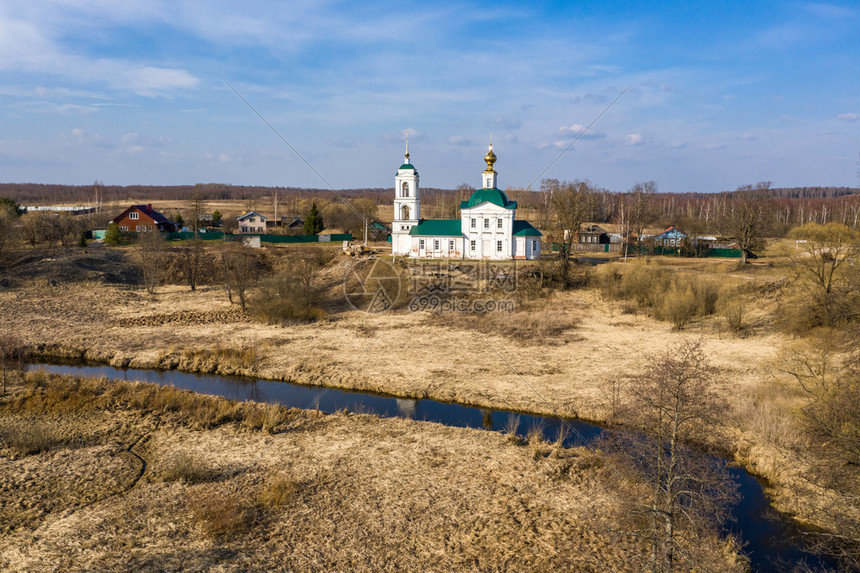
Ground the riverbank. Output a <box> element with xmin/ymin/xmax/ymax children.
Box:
<box><xmin>0</xmin><ymin>250</ymin><xmax>850</xmax><ymax>562</ymax></box>
<box><xmin>0</xmin><ymin>371</ymin><xmax>745</xmax><ymax>571</ymax></box>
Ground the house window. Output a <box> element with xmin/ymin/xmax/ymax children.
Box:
<box><xmin>119</xmin><ymin>226</ymin><xmax>127</xmax><ymax>231</ymax></box>
<box><xmin>496</xmin><ymin>240</ymin><xmax>502</xmax><ymax>252</ymax></box>
<box><xmin>471</xmin><ymin>218</ymin><xmax>476</xmax><ymax>228</ymax></box>
<box><xmin>532</xmin><ymin>240</ymin><xmax>538</xmax><ymax>251</ymax></box>
<box><xmin>497</xmin><ymin>219</ymin><xmax>502</xmax><ymax>229</ymax></box>
<box><xmin>470</xmin><ymin>240</ymin><xmax>476</xmax><ymax>251</ymax></box>
<box><xmin>448</xmin><ymin>240</ymin><xmax>454</xmax><ymax>251</ymax></box>
<box><xmin>419</xmin><ymin>239</ymin><xmax>425</xmax><ymax>249</ymax></box>
<box><xmin>484</xmin><ymin>219</ymin><xmax>489</xmax><ymax>229</ymax></box>
<box><xmin>433</xmin><ymin>239</ymin><xmax>440</xmax><ymax>250</ymax></box>
<box><xmin>129</xmin><ymin>212</ymin><xmax>139</xmax><ymax>220</ymax></box>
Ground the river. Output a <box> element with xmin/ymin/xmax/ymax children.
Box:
<box><xmin>32</xmin><ymin>362</ymin><xmax>833</xmax><ymax>572</ymax></box>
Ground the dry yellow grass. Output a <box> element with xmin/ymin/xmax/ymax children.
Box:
<box><xmin>0</xmin><ymin>372</ymin><xmax>746</xmax><ymax>572</ymax></box>
<box><xmin>0</xmin><ymin>247</ymin><xmax>849</xmax><ymax>547</ymax></box>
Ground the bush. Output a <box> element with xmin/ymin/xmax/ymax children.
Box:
<box><xmin>597</xmin><ymin>262</ymin><xmax>720</xmax><ymax>329</ymax></box>
<box><xmin>718</xmin><ymin>289</ymin><xmax>747</xmax><ymax>334</ymax></box>
<box><xmin>248</xmin><ymin>258</ymin><xmax>326</xmax><ymax>325</ymax></box>
<box><xmin>104</xmin><ymin>223</ymin><xmax>122</xmax><ymax>246</ymax></box>
<box><xmin>189</xmin><ymin>489</ymin><xmax>254</xmax><ymax>538</ymax></box>
<box><xmin>160</xmin><ymin>451</ymin><xmax>216</xmax><ymax>484</ymax></box>
<box><xmin>1</xmin><ymin>421</ymin><xmax>58</xmax><ymax>456</ymax></box>
<box><xmin>255</xmin><ymin>472</ymin><xmax>299</xmax><ymax>508</ymax></box>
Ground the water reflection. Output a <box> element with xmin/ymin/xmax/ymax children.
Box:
<box><xmin>395</xmin><ymin>399</ymin><xmax>417</xmax><ymax>419</ymax></box>
<box><xmin>480</xmin><ymin>409</ymin><xmax>493</xmax><ymax>430</ymax></box>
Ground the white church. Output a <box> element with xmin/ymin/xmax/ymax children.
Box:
<box><xmin>390</xmin><ymin>143</ymin><xmax>542</xmax><ymax>260</ymax></box>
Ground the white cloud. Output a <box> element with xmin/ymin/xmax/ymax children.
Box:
<box><xmin>838</xmin><ymin>113</ymin><xmax>859</xmax><ymax>122</ymax></box>
<box><xmin>558</xmin><ymin>123</ymin><xmax>605</xmax><ymax>140</ymax></box>
<box><xmin>448</xmin><ymin>135</ymin><xmax>471</xmax><ymax>145</ymax></box>
<box><xmin>625</xmin><ymin>133</ymin><xmax>643</xmax><ymax>146</ymax></box>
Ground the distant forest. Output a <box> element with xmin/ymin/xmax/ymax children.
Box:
<box><xmin>1</xmin><ymin>182</ymin><xmax>858</xmax><ymax>232</ymax></box>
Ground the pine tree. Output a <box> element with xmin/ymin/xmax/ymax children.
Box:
<box><xmin>303</xmin><ymin>201</ymin><xmax>324</xmax><ymax>235</ymax></box>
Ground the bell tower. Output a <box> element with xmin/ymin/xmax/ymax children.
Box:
<box><xmin>482</xmin><ymin>142</ymin><xmax>498</xmax><ymax>189</ymax></box>
<box><xmin>392</xmin><ymin>135</ymin><xmax>420</xmax><ymax>255</ymax></box>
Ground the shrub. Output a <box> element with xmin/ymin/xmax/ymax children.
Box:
<box><xmin>1</xmin><ymin>421</ymin><xmax>58</xmax><ymax>456</ymax></box>
<box><xmin>104</xmin><ymin>223</ymin><xmax>122</xmax><ymax>246</ymax></box>
<box><xmin>160</xmin><ymin>451</ymin><xmax>217</xmax><ymax>484</ymax></box>
<box><xmin>718</xmin><ymin>289</ymin><xmax>747</xmax><ymax>334</ymax></box>
<box><xmin>657</xmin><ymin>283</ymin><xmax>698</xmax><ymax>330</ymax></box>
<box><xmin>248</xmin><ymin>259</ymin><xmax>326</xmax><ymax>325</ymax></box>
<box><xmin>255</xmin><ymin>472</ymin><xmax>299</xmax><ymax>508</ymax></box>
<box><xmin>188</xmin><ymin>489</ymin><xmax>254</xmax><ymax>538</ymax></box>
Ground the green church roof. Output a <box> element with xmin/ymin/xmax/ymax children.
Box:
<box><xmin>399</xmin><ymin>163</ymin><xmax>416</xmax><ymax>170</ymax></box>
<box><xmin>460</xmin><ymin>188</ymin><xmax>517</xmax><ymax>210</ymax></box>
<box><xmin>512</xmin><ymin>220</ymin><xmax>542</xmax><ymax>236</ymax></box>
<box><xmin>408</xmin><ymin>219</ymin><xmax>463</xmax><ymax>237</ymax></box>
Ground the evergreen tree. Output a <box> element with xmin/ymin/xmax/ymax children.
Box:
<box><xmin>104</xmin><ymin>223</ymin><xmax>121</xmax><ymax>246</ymax></box>
<box><xmin>303</xmin><ymin>201</ymin><xmax>324</xmax><ymax>235</ymax></box>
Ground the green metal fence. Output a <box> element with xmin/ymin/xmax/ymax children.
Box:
<box><xmin>164</xmin><ymin>231</ymin><xmax>353</xmax><ymax>244</ymax></box>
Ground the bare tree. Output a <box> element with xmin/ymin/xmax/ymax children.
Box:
<box><xmin>220</xmin><ymin>245</ymin><xmax>260</xmax><ymax>311</ymax></box>
<box><xmin>629</xmin><ymin>181</ymin><xmax>657</xmax><ymax>254</ymax></box>
<box><xmin>0</xmin><ymin>332</ymin><xmax>28</xmax><ymax>394</ymax></box>
<box><xmin>606</xmin><ymin>341</ymin><xmax>739</xmax><ymax>572</ymax></box>
<box><xmin>550</xmin><ymin>179</ymin><xmax>595</xmax><ymax>286</ymax></box>
<box><xmin>776</xmin><ymin>335</ymin><xmax>860</xmax><ymax>568</ymax></box>
<box><xmin>139</xmin><ymin>231</ymin><xmax>165</xmax><ymax>295</ymax></box>
<box><xmin>0</xmin><ymin>213</ymin><xmax>14</xmax><ymax>258</ymax></box>
<box><xmin>719</xmin><ymin>182</ymin><xmax>771</xmax><ymax>264</ymax></box>
<box><xmin>183</xmin><ymin>191</ymin><xmax>205</xmax><ymax>291</ymax></box>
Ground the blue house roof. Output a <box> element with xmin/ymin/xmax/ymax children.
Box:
<box><xmin>653</xmin><ymin>226</ymin><xmax>687</xmax><ymax>240</ymax></box>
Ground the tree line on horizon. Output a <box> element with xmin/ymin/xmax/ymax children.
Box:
<box><xmin>0</xmin><ymin>181</ymin><xmax>858</xmax><ymax>235</ymax></box>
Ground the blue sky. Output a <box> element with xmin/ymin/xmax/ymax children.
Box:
<box><xmin>1</xmin><ymin>0</ymin><xmax>858</xmax><ymax>193</ymax></box>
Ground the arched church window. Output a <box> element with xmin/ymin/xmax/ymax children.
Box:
<box><xmin>401</xmin><ymin>205</ymin><xmax>410</xmax><ymax>220</ymax></box>
<box><xmin>401</xmin><ymin>182</ymin><xmax>409</xmax><ymax>197</ymax></box>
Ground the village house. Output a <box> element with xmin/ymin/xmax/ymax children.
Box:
<box><xmin>109</xmin><ymin>204</ymin><xmax>176</xmax><ymax>233</ymax></box>
<box><xmin>237</xmin><ymin>211</ymin><xmax>268</xmax><ymax>234</ymax></box>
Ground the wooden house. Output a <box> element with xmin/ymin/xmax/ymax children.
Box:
<box><xmin>110</xmin><ymin>204</ymin><xmax>176</xmax><ymax>233</ymax></box>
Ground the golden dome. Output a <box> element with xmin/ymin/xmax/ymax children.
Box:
<box><xmin>484</xmin><ymin>143</ymin><xmax>496</xmax><ymax>171</ymax></box>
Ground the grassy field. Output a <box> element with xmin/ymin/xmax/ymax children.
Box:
<box><xmin>0</xmin><ymin>239</ymin><xmax>855</xmax><ymax>567</ymax></box>
<box><xmin>0</xmin><ymin>371</ymin><xmax>746</xmax><ymax>572</ymax></box>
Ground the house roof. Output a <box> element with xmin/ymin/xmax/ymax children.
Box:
<box><xmin>654</xmin><ymin>226</ymin><xmax>687</xmax><ymax>239</ymax></box>
<box><xmin>408</xmin><ymin>219</ymin><xmax>463</xmax><ymax>237</ymax></box>
<box><xmin>512</xmin><ymin>220</ymin><xmax>542</xmax><ymax>236</ymax></box>
<box><xmin>460</xmin><ymin>188</ymin><xmax>517</xmax><ymax>210</ymax></box>
<box><xmin>110</xmin><ymin>204</ymin><xmax>172</xmax><ymax>225</ymax></box>
<box><xmin>582</xmin><ymin>224</ymin><xmax>607</xmax><ymax>234</ymax></box>
<box><xmin>237</xmin><ymin>211</ymin><xmax>268</xmax><ymax>222</ymax></box>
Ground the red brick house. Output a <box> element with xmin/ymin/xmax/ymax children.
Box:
<box><xmin>110</xmin><ymin>204</ymin><xmax>176</xmax><ymax>233</ymax></box>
